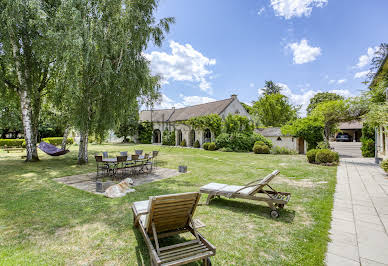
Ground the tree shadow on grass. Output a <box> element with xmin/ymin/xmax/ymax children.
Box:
<box><xmin>206</xmin><ymin>197</ymin><xmax>295</xmax><ymax>223</ymax></box>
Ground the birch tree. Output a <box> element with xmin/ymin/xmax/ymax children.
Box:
<box><xmin>0</xmin><ymin>0</ymin><xmax>59</xmax><ymax>161</ymax></box>
<box><xmin>56</xmin><ymin>0</ymin><xmax>173</xmax><ymax>164</ymax></box>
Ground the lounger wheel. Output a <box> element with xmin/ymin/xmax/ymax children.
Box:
<box><xmin>277</xmin><ymin>204</ymin><xmax>285</xmax><ymax>209</ymax></box>
<box><xmin>204</xmin><ymin>257</ymin><xmax>212</xmax><ymax>266</ymax></box>
<box><xmin>270</xmin><ymin>210</ymin><xmax>279</xmax><ymax>218</ymax></box>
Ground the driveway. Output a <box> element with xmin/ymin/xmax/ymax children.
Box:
<box><xmin>330</xmin><ymin>142</ymin><xmax>362</xmax><ymax>158</ymax></box>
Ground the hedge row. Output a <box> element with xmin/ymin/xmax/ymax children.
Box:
<box><xmin>42</xmin><ymin>137</ymin><xmax>74</xmax><ymax>146</ymax></box>
<box><xmin>0</xmin><ymin>139</ymin><xmax>25</xmax><ymax>147</ymax></box>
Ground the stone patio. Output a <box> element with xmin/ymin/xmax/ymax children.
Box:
<box><xmin>54</xmin><ymin>167</ymin><xmax>183</xmax><ymax>195</ymax></box>
<box><xmin>325</xmin><ymin>158</ymin><xmax>388</xmax><ymax>265</ymax></box>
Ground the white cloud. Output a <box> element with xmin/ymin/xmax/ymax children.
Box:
<box><xmin>355</xmin><ymin>46</ymin><xmax>379</xmax><ymax>68</ymax></box>
<box><xmin>354</xmin><ymin>70</ymin><xmax>369</xmax><ymax>79</ymax></box>
<box><xmin>270</xmin><ymin>0</ymin><xmax>328</xmax><ymax>19</ymax></box>
<box><xmin>287</xmin><ymin>39</ymin><xmax>321</xmax><ymax>64</ymax></box>
<box><xmin>249</xmin><ymin>83</ymin><xmax>255</xmax><ymax>88</ymax></box>
<box><xmin>337</xmin><ymin>79</ymin><xmax>346</xmax><ymax>84</ymax></box>
<box><xmin>258</xmin><ymin>83</ymin><xmax>353</xmax><ymax>116</ymax></box>
<box><xmin>155</xmin><ymin>94</ymin><xmax>216</xmax><ymax>110</ymax></box>
<box><xmin>144</xmin><ymin>41</ymin><xmax>216</xmax><ymax>94</ymax></box>
<box><xmin>328</xmin><ymin>79</ymin><xmax>335</xmax><ymax>84</ymax></box>
<box><xmin>257</xmin><ymin>7</ymin><xmax>265</xmax><ymax>15</ymax></box>
<box><xmin>181</xmin><ymin>95</ymin><xmax>216</xmax><ymax>106</ymax></box>
<box><xmin>155</xmin><ymin>94</ymin><xmax>185</xmax><ymax>109</ymax></box>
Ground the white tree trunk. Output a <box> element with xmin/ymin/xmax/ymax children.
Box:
<box><xmin>78</xmin><ymin>130</ymin><xmax>88</xmax><ymax>164</ymax></box>
<box><xmin>19</xmin><ymin>89</ymin><xmax>39</xmax><ymax>161</ymax></box>
<box><xmin>61</xmin><ymin>126</ymin><xmax>70</xmax><ymax>150</ymax></box>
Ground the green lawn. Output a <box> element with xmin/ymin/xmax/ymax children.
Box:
<box><xmin>0</xmin><ymin>144</ymin><xmax>336</xmax><ymax>265</ymax></box>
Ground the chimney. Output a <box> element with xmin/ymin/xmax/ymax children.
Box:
<box><xmin>231</xmin><ymin>94</ymin><xmax>237</xmax><ymax>100</ymax></box>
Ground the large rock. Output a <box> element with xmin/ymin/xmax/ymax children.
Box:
<box><xmin>104</xmin><ymin>178</ymin><xmax>135</xmax><ymax>198</ymax></box>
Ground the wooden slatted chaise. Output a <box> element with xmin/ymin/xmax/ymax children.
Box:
<box><xmin>132</xmin><ymin>192</ymin><xmax>216</xmax><ymax>266</ymax></box>
<box><xmin>199</xmin><ymin>170</ymin><xmax>290</xmax><ymax>218</ymax></box>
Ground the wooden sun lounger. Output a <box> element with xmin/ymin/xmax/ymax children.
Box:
<box><xmin>199</xmin><ymin>170</ymin><xmax>290</xmax><ymax>218</ymax></box>
<box><xmin>132</xmin><ymin>192</ymin><xmax>216</xmax><ymax>266</ymax></box>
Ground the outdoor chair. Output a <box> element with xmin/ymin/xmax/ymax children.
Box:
<box><xmin>151</xmin><ymin>151</ymin><xmax>159</xmax><ymax>169</ymax></box>
<box><xmin>95</xmin><ymin>155</ymin><xmax>109</xmax><ymax>178</ymax></box>
<box><xmin>102</xmin><ymin>152</ymin><xmax>109</xmax><ymax>158</ymax></box>
<box><xmin>135</xmin><ymin>150</ymin><xmax>143</xmax><ymax>155</ymax></box>
<box><xmin>128</xmin><ymin>154</ymin><xmax>140</xmax><ymax>175</ymax></box>
<box><xmin>199</xmin><ymin>170</ymin><xmax>290</xmax><ymax>218</ymax></box>
<box><xmin>115</xmin><ymin>155</ymin><xmax>128</xmax><ymax>178</ymax></box>
<box><xmin>132</xmin><ymin>192</ymin><xmax>216</xmax><ymax>266</ymax></box>
<box><xmin>120</xmin><ymin>151</ymin><xmax>128</xmax><ymax>157</ymax></box>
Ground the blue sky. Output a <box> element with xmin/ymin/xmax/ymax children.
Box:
<box><xmin>145</xmin><ymin>0</ymin><xmax>388</xmax><ymax>115</ymax></box>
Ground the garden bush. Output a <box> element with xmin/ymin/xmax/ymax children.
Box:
<box><xmin>253</xmin><ymin>144</ymin><xmax>270</xmax><ymax>154</ymax></box>
<box><xmin>316</xmin><ymin>141</ymin><xmax>330</xmax><ymax>150</ymax></box>
<box><xmin>203</xmin><ymin>142</ymin><xmax>210</xmax><ymax>150</ymax></box>
<box><xmin>193</xmin><ymin>140</ymin><xmax>200</xmax><ymax>148</ymax></box>
<box><xmin>208</xmin><ymin>142</ymin><xmax>216</xmax><ymax>151</ymax></box>
<box><xmin>0</xmin><ymin>139</ymin><xmax>25</xmax><ymax>147</ymax></box>
<box><xmin>315</xmin><ymin>149</ymin><xmax>339</xmax><ymax>164</ymax></box>
<box><xmin>138</xmin><ymin>122</ymin><xmax>153</xmax><ymax>144</ymax></box>
<box><xmin>215</xmin><ymin>132</ymin><xmax>271</xmax><ymax>152</ymax></box>
<box><xmin>271</xmin><ymin>146</ymin><xmax>297</xmax><ymax>155</ymax></box>
<box><xmin>361</xmin><ymin>138</ymin><xmax>375</xmax><ymax>157</ymax></box>
<box><xmin>162</xmin><ymin>130</ymin><xmax>175</xmax><ymax>146</ymax></box>
<box><xmin>180</xmin><ymin>139</ymin><xmax>187</xmax><ymax>147</ymax></box>
<box><xmin>42</xmin><ymin>137</ymin><xmax>74</xmax><ymax>146</ymax></box>
<box><xmin>306</xmin><ymin>149</ymin><xmax>318</xmax><ymax>163</ymax></box>
<box><xmin>254</xmin><ymin>141</ymin><xmax>265</xmax><ymax>146</ymax></box>
<box><xmin>219</xmin><ymin>147</ymin><xmax>233</xmax><ymax>152</ymax></box>
<box><xmin>381</xmin><ymin>159</ymin><xmax>388</xmax><ymax>173</ymax></box>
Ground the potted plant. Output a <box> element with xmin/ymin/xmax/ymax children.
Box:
<box><xmin>381</xmin><ymin>159</ymin><xmax>388</xmax><ymax>175</ymax></box>
<box><xmin>178</xmin><ymin>160</ymin><xmax>187</xmax><ymax>173</ymax></box>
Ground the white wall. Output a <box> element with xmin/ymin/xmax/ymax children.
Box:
<box><xmin>266</xmin><ymin>136</ymin><xmax>306</xmax><ymax>154</ymax></box>
<box><xmin>220</xmin><ymin>98</ymin><xmax>250</xmax><ymax>119</ymax></box>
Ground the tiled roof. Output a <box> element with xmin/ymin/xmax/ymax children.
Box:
<box><xmin>338</xmin><ymin>121</ymin><xmax>363</xmax><ymax>130</ymax></box>
<box><xmin>255</xmin><ymin>127</ymin><xmax>283</xmax><ymax>137</ymax></box>
<box><xmin>139</xmin><ymin>98</ymin><xmax>234</xmax><ymax>122</ymax></box>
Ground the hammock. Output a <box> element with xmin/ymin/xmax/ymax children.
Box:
<box><xmin>38</xmin><ymin>141</ymin><xmax>70</xmax><ymax>156</ymax></box>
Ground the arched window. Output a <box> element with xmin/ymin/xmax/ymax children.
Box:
<box><xmin>177</xmin><ymin>130</ymin><xmax>183</xmax><ymax>145</ymax></box>
<box><xmin>204</xmin><ymin>129</ymin><xmax>211</xmax><ymax>142</ymax></box>
<box><xmin>277</xmin><ymin>137</ymin><xmax>282</xmax><ymax>141</ymax></box>
<box><xmin>153</xmin><ymin>129</ymin><xmax>161</xmax><ymax>143</ymax></box>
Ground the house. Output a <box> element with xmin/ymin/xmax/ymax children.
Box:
<box><xmin>337</xmin><ymin>120</ymin><xmax>363</xmax><ymax>142</ymax></box>
<box><xmin>254</xmin><ymin>127</ymin><xmax>307</xmax><ymax>154</ymax></box>
<box><xmin>139</xmin><ymin>94</ymin><xmax>250</xmax><ymax>146</ymax></box>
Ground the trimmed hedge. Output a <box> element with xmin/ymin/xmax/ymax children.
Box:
<box><xmin>0</xmin><ymin>139</ymin><xmax>25</xmax><ymax>147</ymax></box>
<box><xmin>215</xmin><ymin>132</ymin><xmax>272</xmax><ymax>152</ymax></box>
<box><xmin>180</xmin><ymin>139</ymin><xmax>187</xmax><ymax>147</ymax></box>
<box><xmin>381</xmin><ymin>159</ymin><xmax>388</xmax><ymax>173</ymax></box>
<box><xmin>315</xmin><ymin>149</ymin><xmax>339</xmax><ymax>164</ymax></box>
<box><xmin>306</xmin><ymin>149</ymin><xmax>318</xmax><ymax>163</ymax></box>
<box><xmin>361</xmin><ymin>138</ymin><xmax>375</xmax><ymax>157</ymax></box>
<box><xmin>271</xmin><ymin>146</ymin><xmax>297</xmax><ymax>155</ymax></box>
<box><xmin>42</xmin><ymin>137</ymin><xmax>74</xmax><ymax>146</ymax></box>
<box><xmin>193</xmin><ymin>140</ymin><xmax>200</xmax><ymax>148</ymax></box>
<box><xmin>203</xmin><ymin>142</ymin><xmax>210</xmax><ymax>150</ymax></box>
<box><xmin>253</xmin><ymin>144</ymin><xmax>270</xmax><ymax>154</ymax></box>
<box><xmin>208</xmin><ymin>142</ymin><xmax>216</xmax><ymax>151</ymax></box>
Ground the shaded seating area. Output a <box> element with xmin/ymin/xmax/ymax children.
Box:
<box><xmin>199</xmin><ymin>170</ymin><xmax>291</xmax><ymax>218</ymax></box>
<box><xmin>132</xmin><ymin>192</ymin><xmax>215</xmax><ymax>266</ymax></box>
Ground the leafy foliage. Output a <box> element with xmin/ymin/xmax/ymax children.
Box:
<box><xmin>262</xmin><ymin>81</ymin><xmax>283</xmax><ymax>95</ymax></box>
<box><xmin>185</xmin><ymin>114</ymin><xmax>222</xmax><ymax>137</ymax></box>
<box><xmin>162</xmin><ymin>130</ymin><xmax>175</xmax><ymax>146</ymax></box>
<box><xmin>193</xmin><ymin>140</ymin><xmax>200</xmax><ymax>148</ymax></box>
<box><xmin>381</xmin><ymin>159</ymin><xmax>388</xmax><ymax>173</ymax></box>
<box><xmin>271</xmin><ymin>146</ymin><xmax>297</xmax><ymax>155</ymax></box>
<box><xmin>42</xmin><ymin>137</ymin><xmax>74</xmax><ymax>146</ymax></box>
<box><xmin>363</xmin><ymin>103</ymin><xmax>388</xmax><ymax>128</ymax></box>
<box><xmin>114</xmin><ymin>102</ymin><xmax>139</xmax><ymax>142</ymax></box>
<box><xmin>138</xmin><ymin>122</ymin><xmax>153</xmax><ymax>144</ymax></box>
<box><xmin>0</xmin><ymin>139</ymin><xmax>25</xmax><ymax>147</ymax></box>
<box><xmin>306</xmin><ymin>92</ymin><xmax>344</xmax><ymax>114</ymax></box>
<box><xmin>215</xmin><ymin>132</ymin><xmax>272</xmax><ymax>152</ymax></box>
<box><xmin>252</xmin><ymin>93</ymin><xmax>299</xmax><ymax>127</ymax></box>
<box><xmin>222</xmin><ymin>114</ymin><xmax>253</xmax><ymax>134</ymax></box>
<box><xmin>241</xmin><ymin>102</ymin><xmax>253</xmax><ymax>114</ymax></box>
<box><xmin>282</xmin><ymin>117</ymin><xmax>324</xmax><ymax>150</ymax></box>
<box><xmin>0</xmin><ymin>90</ymin><xmax>22</xmax><ymax>138</ymax></box>
<box><xmin>315</xmin><ymin>149</ymin><xmax>339</xmax><ymax>164</ymax></box>
<box><xmin>306</xmin><ymin>149</ymin><xmax>318</xmax><ymax>163</ymax></box>
<box><xmin>253</xmin><ymin>144</ymin><xmax>270</xmax><ymax>154</ymax></box>
<box><xmin>208</xmin><ymin>142</ymin><xmax>216</xmax><ymax>151</ymax></box>
<box><xmin>180</xmin><ymin>139</ymin><xmax>187</xmax><ymax>147</ymax></box>
<box><xmin>360</xmin><ymin>123</ymin><xmax>375</xmax><ymax>158</ymax></box>
<box><xmin>203</xmin><ymin>142</ymin><xmax>210</xmax><ymax>150</ymax></box>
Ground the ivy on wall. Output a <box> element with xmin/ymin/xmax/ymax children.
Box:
<box><xmin>185</xmin><ymin>114</ymin><xmax>222</xmax><ymax>137</ymax></box>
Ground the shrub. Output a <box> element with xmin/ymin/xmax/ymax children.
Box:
<box><xmin>381</xmin><ymin>159</ymin><xmax>388</xmax><ymax>173</ymax></box>
<box><xmin>219</xmin><ymin>147</ymin><xmax>233</xmax><ymax>152</ymax></box>
<box><xmin>208</xmin><ymin>142</ymin><xmax>216</xmax><ymax>151</ymax></box>
<box><xmin>315</xmin><ymin>149</ymin><xmax>339</xmax><ymax>164</ymax></box>
<box><xmin>253</xmin><ymin>144</ymin><xmax>270</xmax><ymax>154</ymax></box>
<box><xmin>162</xmin><ymin>130</ymin><xmax>175</xmax><ymax>146</ymax></box>
<box><xmin>271</xmin><ymin>146</ymin><xmax>297</xmax><ymax>155</ymax></box>
<box><xmin>306</xmin><ymin>149</ymin><xmax>318</xmax><ymax>163</ymax></box>
<box><xmin>203</xmin><ymin>142</ymin><xmax>210</xmax><ymax>150</ymax></box>
<box><xmin>180</xmin><ymin>139</ymin><xmax>187</xmax><ymax>147</ymax></box>
<box><xmin>42</xmin><ymin>137</ymin><xmax>74</xmax><ymax>146</ymax></box>
<box><xmin>0</xmin><ymin>139</ymin><xmax>25</xmax><ymax>147</ymax></box>
<box><xmin>254</xmin><ymin>141</ymin><xmax>265</xmax><ymax>146</ymax></box>
<box><xmin>361</xmin><ymin>138</ymin><xmax>375</xmax><ymax>157</ymax></box>
<box><xmin>138</xmin><ymin>122</ymin><xmax>153</xmax><ymax>144</ymax></box>
<box><xmin>215</xmin><ymin>132</ymin><xmax>272</xmax><ymax>152</ymax></box>
<box><xmin>193</xmin><ymin>140</ymin><xmax>200</xmax><ymax>148</ymax></box>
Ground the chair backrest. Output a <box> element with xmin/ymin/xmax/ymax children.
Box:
<box><xmin>120</xmin><ymin>151</ymin><xmax>128</xmax><ymax>156</ymax></box>
<box><xmin>117</xmin><ymin>155</ymin><xmax>127</xmax><ymax>163</ymax></box>
<box><xmin>144</xmin><ymin>153</ymin><xmax>149</xmax><ymax>159</ymax></box>
<box><xmin>145</xmin><ymin>192</ymin><xmax>201</xmax><ymax>234</ymax></box>
<box><xmin>135</xmin><ymin>150</ymin><xmax>143</xmax><ymax>155</ymax></box>
<box><xmin>102</xmin><ymin>152</ymin><xmax>109</xmax><ymax>158</ymax></box>
<box><xmin>131</xmin><ymin>154</ymin><xmax>139</xmax><ymax>161</ymax></box>
<box><xmin>152</xmin><ymin>151</ymin><xmax>159</xmax><ymax>158</ymax></box>
<box><xmin>95</xmin><ymin>155</ymin><xmax>103</xmax><ymax>162</ymax></box>
<box><xmin>246</xmin><ymin>170</ymin><xmax>280</xmax><ymax>195</ymax></box>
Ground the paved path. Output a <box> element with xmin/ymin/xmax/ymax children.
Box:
<box><xmin>326</xmin><ymin>158</ymin><xmax>388</xmax><ymax>265</ymax></box>
<box><xmin>330</xmin><ymin>142</ymin><xmax>362</xmax><ymax>158</ymax></box>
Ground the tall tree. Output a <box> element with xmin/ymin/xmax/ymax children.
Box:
<box><xmin>262</xmin><ymin>80</ymin><xmax>282</xmax><ymax>95</ymax></box>
<box><xmin>252</xmin><ymin>93</ymin><xmax>299</xmax><ymax>127</ymax></box>
<box><xmin>0</xmin><ymin>0</ymin><xmax>59</xmax><ymax>161</ymax></box>
<box><xmin>306</xmin><ymin>92</ymin><xmax>344</xmax><ymax>114</ymax></box>
<box><xmin>56</xmin><ymin>0</ymin><xmax>173</xmax><ymax>164</ymax></box>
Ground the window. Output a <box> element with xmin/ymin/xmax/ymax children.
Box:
<box><xmin>277</xmin><ymin>137</ymin><xmax>282</xmax><ymax>141</ymax></box>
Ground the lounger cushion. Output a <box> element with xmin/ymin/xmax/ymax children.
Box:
<box><xmin>200</xmin><ymin>183</ymin><xmax>254</xmax><ymax>195</ymax></box>
<box><xmin>133</xmin><ymin>200</ymin><xmax>149</xmax><ymax>226</ymax></box>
